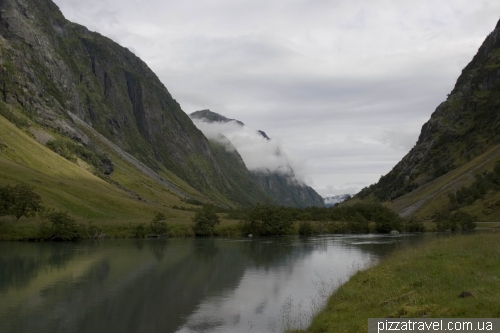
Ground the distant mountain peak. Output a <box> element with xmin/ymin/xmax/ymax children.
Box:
<box><xmin>190</xmin><ymin>110</ymin><xmax>244</xmax><ymax>126</ymax></box>
<box><xmin>258</xmin><ymin>130</ymin><xmax>270</xmax><ymax>140</ymax></box>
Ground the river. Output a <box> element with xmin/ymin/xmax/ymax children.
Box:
<box><xmin>0</xmin><ymin>234</ymin><xmax>439</xmax><ymax>333</ymax></box>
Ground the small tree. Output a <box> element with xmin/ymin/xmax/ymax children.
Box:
<box><xmin>149</xmin><ymin>212</ymin><xmax>169</xmax><ymax>236</ymax></box>
<box><xmin>454</xmin><ymin>210</ymin><xmax>476</xmax><ymax>231</ymax></box>
<box><xmin>434</xmin><ymin>211</ymin><xmax>452</xmax><ymax>231</ymax></box>
<box><xmin>404</xmin><ymin>217</ymin><xmax>425</xmax><ymax>232</ymax></box>
<box><xmin>347</xmin><ymin>212</ymin><xmax>370</xmax><ymax>233</ymax></box>
<box><xmin>0</xmin><ymin>183</ymin><xmax>42</xmax><ymax>220</ymax></box>
<box><xmin>373</xmin><ymin>209</ymin><xmax>402</xmax><ymax>233</ymax></box>
<box><xmin>192</xmin><ymin>205</ymin><xmax>220</xmax><ymax>236</ymax></box>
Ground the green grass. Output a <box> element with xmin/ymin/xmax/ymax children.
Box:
<box><xmin>294</xmin><ymin>232</ymin><xmax>500</xmax><ymax>333</ymax></box>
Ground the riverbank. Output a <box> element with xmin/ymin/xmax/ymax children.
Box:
<box><xmin>292</xmin><ymin>232</ymin><xmax>500</xmax><ymax>333</ymax></box>
<box><xmin>0</xmin><ymin>217</ymin><xmax>241</xmax><ymax>240</ymax></box>
<box><xmin>1</xmin><ymin>216</ymin><xmax>499</xmax><ymax>241</ymax></box>
<box><xmin>0</xmin><ymin>218</ymin><xmax>436</xmax><ymax>241</ymax></box>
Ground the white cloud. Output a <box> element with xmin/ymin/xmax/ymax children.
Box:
<box><xmin>191</xmin><ymin>119</ymin><xmax>308</xmax><ymax>183</ymax></box>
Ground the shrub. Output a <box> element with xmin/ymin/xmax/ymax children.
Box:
<box><xmin>404</xmin><ymin>217</ymin><xmax>425</xmax><ymax>232</ymax></box>
<box><xmin>132</xmin><ymin>223</ymin><xmax>148</xmax><ymax>238</ymax></box>
<box><xmin>373</xmin><ymin>210</ymin><xmax>402</xmax><ymax>233</ymax></box>
<box><xmin>346</xmin><ymin>213</ymin><xmax>370</xmax><ymax>233</ymax></box>
<box><xmin>182</xmin><ymin>198</ymin><xmax>204</xmax><ymax>206</ymax></box>
<box><xmin>41</xmin><ymin>210</ymin><xmax>80</xmax><ymax>241</ymax></box>
<box><xmin>434</xmin><ymin>210</ymin><xmax>475</xmax><ymax>231</ymax></box>
<box><xmin>192</xmin><ymin>205</ymin><xmax>220</xmax><ymax>236</ymax></box>
<box><xmin>46</xmin><ymin>139</ymin><xmax>113</xmax><ymax>175</ymax></box>
<box><xmin>298</xmin><ymin>221</ymin><xmax>314</xmax><ymax>235</ymax></box>
<box><xmin>434</xmin><ymin>211</ymin><xmax>452</xmax><ymax>231</ymax></box>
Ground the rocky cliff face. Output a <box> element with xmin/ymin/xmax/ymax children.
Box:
<box><xmin>0</xmin><ymin>0</ymin><xmax>238</xmax><ymax>200</ymax></box>
<box><xmin>251</xmin><ymin>171</ymin><xmax>325</xmax><ymax>208</ymax></box>
<box><xmin>190</xmin><ymin>110</ymin><xmax>325</xmax><ymax>207</ymax></box>
<box><xmin>359</xmin><ymin>19</ymin><xmax>500</xmax><ymax>202</ymax></box>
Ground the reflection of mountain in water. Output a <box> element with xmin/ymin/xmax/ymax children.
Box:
<box><xmin>0</xmin><ymin>235</ymin><xmax>435</xmax><ymax>333</ymax></box>
<box><xmin>0</xmin><ymin>238</ymin><xmax>318</xmax><ymax>333</ymax></box>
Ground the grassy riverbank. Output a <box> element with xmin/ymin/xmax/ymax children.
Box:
<box><xmin>292</xmin><ymin>232</ymin><xmax>500</xmax><ymax>333</ymax></box>
<box><xmin>0</xmin><ymin>216</ymin><xmax>245</xmax><ymax>240</ymax></box>
<box><xmin>1</xmin><ymin>215</ymin><xmax>498</xmax><ymax>241</ymax></box>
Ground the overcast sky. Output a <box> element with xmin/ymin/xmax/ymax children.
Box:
<box><xmin>53</xmin><ymin>0</ymin><xmax>500</xmax><ymax>197</ymax></box>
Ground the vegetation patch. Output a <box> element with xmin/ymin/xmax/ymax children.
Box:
<box><xmin>293</xmin><ymin>233</ymin><xmax>500</xmax><ymax>333</ymax></box>
<box><xmin>46</xmin><ymin>138</ymin><xmax>113</xmax><ymax>175</ymax></box>
<box><xmin>448</xmin><ymin>161</ymin><xmax>500</xmax><ymax>210</ymax></box>
<box><xmin>192</xmin><ymin>205</ymin><xmax>220</xmax><ymax>236</ymax></box>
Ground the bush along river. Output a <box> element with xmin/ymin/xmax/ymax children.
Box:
<box><xmin>0</xmin><ymin>234</ymin><xmax>442</xmax><ymax>333</ymax></box>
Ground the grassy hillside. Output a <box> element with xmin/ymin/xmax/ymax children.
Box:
<box><xmin>0</xmin><ymin>113</ymin><xmax>203</xmax><ymax>224</ymax></box>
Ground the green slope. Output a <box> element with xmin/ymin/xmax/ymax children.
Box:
<box><xmin>0</xmin><ymin>112</ymin><xmax>203</xmax><ymax>223</ymax></box>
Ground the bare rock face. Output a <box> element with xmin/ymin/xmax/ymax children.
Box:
<box><xmin>0</xmin><ymin>0</ymin><xmax>236</xmax><ymax>200</ymax></box>
<box><xmin>358</xmin><ymin>19</ymin><xmax>500</xmax><ymax>202</ymax></box>
<box><xmin>28</xmin><ymin>126</ymin><xmax>53</xmax><ymax>144</ymax></box>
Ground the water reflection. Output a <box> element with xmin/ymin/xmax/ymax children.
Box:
<box><xmin>0</xmin><ymin>234</ymin><xmax>437</xmax><ymax>333</ymax></box>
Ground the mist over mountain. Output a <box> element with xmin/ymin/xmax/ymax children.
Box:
<box><xmin>191</xmin><ymin>111</ymin><xmax>306</xmax><ymax>182</ymax></box>
<box><xmin>323</xmin><ymin>194</ymin><xmax>352</xmax><ymax>208</ymax></box>
<box><xmin>190</xmin><ymin>110</ymin><xmax>324</xmax><ymax>207</ymax></box>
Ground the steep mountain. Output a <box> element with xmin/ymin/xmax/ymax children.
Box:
<box><xmin>190</xmin><ymin>110</ymin><xmax>325</xmax><ymax>207</ymax></box>
<box><xmin>251</xmin><ymin>170</ymin><xmax>325</xmax><ymax>207</ymax></box>
<box><xmin>207</xmin><ymin>135</ymin><xmax>271</xmax><ymax>206</ymax></box>
<box><xmin>0</xmin><ymin>0</ymin><xmax>276</xmax><ymax>208</ymax></box>
<box><xmin>356</xmin><ymin>19</ymin><xmax>500</xmax><ymax>220</ymax></box>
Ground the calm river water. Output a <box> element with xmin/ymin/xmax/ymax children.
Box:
<box><xmin>0</xmin><ymin>234</ymin><xmax>439</xmax><ymax>333</ymax></box>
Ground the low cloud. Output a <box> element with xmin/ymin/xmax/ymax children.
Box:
<box><xmin>192</xmin><ymin>119</ymin><xmax>307</xmax><ymax>183</ymax></box>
